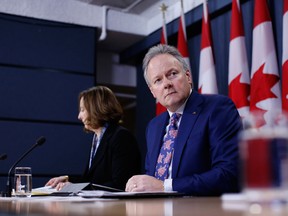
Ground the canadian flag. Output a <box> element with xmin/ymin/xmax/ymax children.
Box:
<box><xmin>177</xmin><ymin>0</ymin><xmax>191</xmax><ymax>73</ymax></box>
<box><xmin>156</xmin><ymin>9</ymin><xmax>168</xmax><ymax>115</ymax></box>
<box><xmin>250</xmin><ymin>0</ymin><xmax>281</xmax><ymax>124</ymax></box>
<box><xmin>228</xmin><ymin>0</ymin><xmax>250</xmax><ymax>119</ymax></box>
<box><xmin>198</xmin><ymin>0</ymin><xmax>218</xmax><ymax>94</ymax></box>
<box><xmin>282</xmin><ymin>0</ymin><xmax>288</xmax><ymax>112</ymax></box>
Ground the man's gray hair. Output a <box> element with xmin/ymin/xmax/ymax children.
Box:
<box><xmin>143</xmin><ymin>44</ymin><xmax>190</xmax><ymax>86</ymax></box>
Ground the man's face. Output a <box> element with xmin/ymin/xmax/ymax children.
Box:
<box><xmin>146</xmin><ymin>54</ymin><xmax>192</xmax><ymax>112</ymax></box>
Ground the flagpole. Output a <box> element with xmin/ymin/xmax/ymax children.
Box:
<box><xmin>203</xmin><ymin>0</ymin><xmax>207</xmax><ymax>20</ymax></box>
<box><xmin>179</xmin><ymin>0</ymin><xmax>187</xmax><ymax>41</ymax></box>
<box><xmin>160</xmin><ymin>3</ymin><xmax>168</xmax><ymax>22</ymax></box>
<box><xmin>160</xmin><ymin>3</ymin><xmax>168</xmax><ymax>45</ymax></box>
<box><xmin>156</xmin><ymin>3</ymin><xmax>169</xmax><ymax>115</ymax></box>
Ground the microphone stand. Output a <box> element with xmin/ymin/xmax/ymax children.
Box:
<box><xmin>5</xmin><ymin>137</ymin><xmax>46</xmax><ymax>197</ymax></box>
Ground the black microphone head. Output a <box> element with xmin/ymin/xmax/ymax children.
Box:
<box><xmin>0</xmin><ymin>153</ymin><xmax>7</xmax><ymax>160</ymax></box>
<box><xmin>36</xmin><ymin>136</ymin><xmax>46</xmax><ymax>146</ymax></box>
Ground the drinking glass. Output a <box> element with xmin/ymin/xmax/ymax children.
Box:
<box><xmin>239</xmin><ymin>112</ymin><xmax>288</xmax><ymax>202</ymax></box>
<box><xmin>14</xmin><ymin>167</ymin><xmax>32</xmax><ymax>197</ymax></box>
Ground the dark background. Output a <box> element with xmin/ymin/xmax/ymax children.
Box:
<box><xmin>0</xmin><ymin>14</ymin><xmax>97</xmax><ymax>190</ymax></box>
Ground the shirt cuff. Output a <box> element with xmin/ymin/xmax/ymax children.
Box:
<box><xmin>163</xmin><ymin>179</ymin><xmax>173</xmax><ymax>191</ymax></box>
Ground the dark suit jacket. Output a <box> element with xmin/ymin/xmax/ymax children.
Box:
<box><xmin>79</xmin><ymin>123</ymin><xmax>141</xmax><ymax>190</ymax></box>
<box><xmin>145</xmin><ymin>91</ymin><xmax>243</xmax><ymax>196</ymax></box>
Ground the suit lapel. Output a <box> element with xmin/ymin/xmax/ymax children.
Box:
<box><xmin>172</xmin><ymin>91</ymin><xmax>204</xmax><ymax>178</ymax></box>
<box><xmin>87</xmin><ymin>125</ymin><xmax>114</xmax><ymax>174</ymax></box>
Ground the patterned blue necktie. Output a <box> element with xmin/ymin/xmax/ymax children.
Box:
<box><xmin>155</xmin><ymin>113</ymin><xmax>181</xmax><ymax>181</ymax></box>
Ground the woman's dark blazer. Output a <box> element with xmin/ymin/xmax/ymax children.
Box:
<box><xmin>80</xmin><ymin>123</ymin><xmax>141</xmax><ymax>190</ymax></box>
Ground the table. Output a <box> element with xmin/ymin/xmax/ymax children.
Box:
<box><xmin>0</xmin><ymin>195</ymin><xmax>288</xmax><ymax>216</ymax></box>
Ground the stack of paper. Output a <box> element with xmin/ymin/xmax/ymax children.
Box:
<box><xmin>32</xmin><ymin>186</ymin><xmax>57</xmax><ymax>195</ymax></box>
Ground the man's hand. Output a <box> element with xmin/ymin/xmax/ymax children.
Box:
<box><xmin>125</xmin><ymin>175</ymin><xmax>164</xmax><ymax>192</ymax></box>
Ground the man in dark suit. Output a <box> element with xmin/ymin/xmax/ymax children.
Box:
<box><xmin>125</xmin><ymin>44</ymin><xmax>242</xmax><ymax>196</ymax></box>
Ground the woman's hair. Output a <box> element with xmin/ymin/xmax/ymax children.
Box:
<box><xmin>142</xmin><ymin>44</ymin><xmax>189</xmax><ymax>86</ymax></box>
<box><xmin>78</xmin><ymin>86</ymin><xmax>123</xmax><ymax>130</ymax></box>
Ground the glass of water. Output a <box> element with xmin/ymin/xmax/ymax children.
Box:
<box><xmin>240</xmin><ymin>112</ymin><xmax>288</xmax><ymax>202</ymax></box>
<box><xmin>14</xmin><ymin>167</ymin><xmax>32</xmax><ymax>197</ymax></box>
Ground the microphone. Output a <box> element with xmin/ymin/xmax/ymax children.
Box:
<box><xmin>0</xmin><ymin>153</ymin><xmax>7</xmax><ymax>160</ymax></box>
<box><xmin>6</xmin><ymin>136</ymin><xmax>46</xmax><ymax>197</ymax></box>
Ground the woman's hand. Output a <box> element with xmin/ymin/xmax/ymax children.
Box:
<box><xmin>45</xmin><ymin>175</ymin><xmax>69</xmax><ymax>191</ymax></box>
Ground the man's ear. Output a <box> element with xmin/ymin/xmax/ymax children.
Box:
<box><xmin>186</xmin><ymin>70</ymin><xmax>193</xmax><ymax>85</ymax></box>
<box><xmin>149</xmin><ymin>86</ymin><xmax>156</xmax><ymax>98</ymax></box>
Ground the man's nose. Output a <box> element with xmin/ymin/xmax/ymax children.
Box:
<box><xmin>163</xmin><ymin>77</ymin><xmax>172</xmax><ymax>88</ymax></box>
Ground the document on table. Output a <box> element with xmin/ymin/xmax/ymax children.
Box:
<box><xmin>32</xmin><ymin>186</ymin><xmax>57</xmax><ymax>195</ymax></box>
<box><xmin>78</xmin><ymin>190</ymin><xmax>183</xmax><ymax>199</ymax></box>
<box><xmin>32</xmin><ymin>183</ymin><xmax>90</xmax><ymax>196</ymax></box>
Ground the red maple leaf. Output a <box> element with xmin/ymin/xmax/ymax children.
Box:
<box><xmin>229</xmin><ymin>73</ymin><xmax>250</xmax><ymax>108</ymax></box>
<box><xmin>250</xmin><ymin>63</ymin><xmax>280</xmax><ymax>125</ymax></box>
